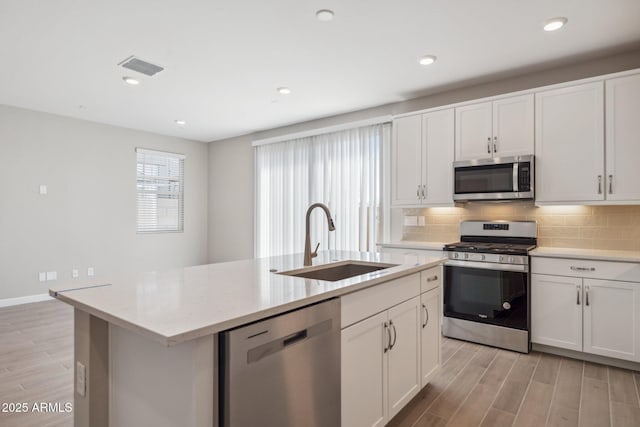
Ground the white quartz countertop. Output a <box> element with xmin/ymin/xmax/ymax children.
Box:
<box><xmin>377</xmin><ymin>241</ymin><xmax>446</xmax><ymax>251</ymax></box>
<box><xmin>50</xmin><ymin>251</ymin><xmax>444</xmax><ymax>346</ymax></box>
<box><xmin>531</xmin><ymin>247</ymin><xmax>640</xmax><ymax>263</ymax></box>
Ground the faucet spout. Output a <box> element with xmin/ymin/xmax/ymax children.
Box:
<box><xmin>304</xmin><ymin>203</ymin><xmax>336</xmax><ymax>266</ymax></box>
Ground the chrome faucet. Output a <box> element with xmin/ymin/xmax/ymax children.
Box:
<box><xmin>304</xmin><ymin>203</ymin><xmax>336</xmax><ymax>266</ymax></box>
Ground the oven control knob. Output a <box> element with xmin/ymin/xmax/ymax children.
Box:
<box><xmin>481</xmin><ymin>254</ymin><xmax>486</xmax><ymax>261</ymax></box>
<box><xmin>454</xmin><ymin>253</ymin><xmax>459</xmax><ymax>259</ymax></box>
<box><xmin>509</xmin><ymin>256</ymin><xmax>516</xmax><ymax>263</ymax></box>
<box><xmin>499</xmin><ymin>255</ymin><xmax>504</xmax><ymax>262</ymax></box>
<box><xmin>464</xmin><ymin>253</ymin><xmax>469</xmax><ymax>260</ymax></box>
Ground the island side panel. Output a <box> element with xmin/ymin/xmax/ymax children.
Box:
<box><xmin>74</xmin><ymin>309</ymin><xmax>109</xmax><ymax>427</ymax></box>
<box><xmin>109</xmin><ymin>324</ymin><xmax>216</xmax><ymax>427</ymax></box>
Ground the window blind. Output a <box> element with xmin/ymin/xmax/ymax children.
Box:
<box><xmin>135</xmin><ymin>148</ymin><xmax>185</xmax><ymax>233</ymax></box>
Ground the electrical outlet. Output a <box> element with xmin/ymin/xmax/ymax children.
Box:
<box><xmin>418</xmin><ymin>216</ymin><xmax>426</xmax><ymax>226</ymax></box>
<box><xmin>76</xmin><ymin>362</ymin><xmax>86</xmax><ymax>397</ymax></box>
<box><xmin>39</xmin><ymin>185</ymin><xmax>47</xmax><ymax>195</ymax></box>
<box><xmin>72</xmin><ymin>269</ymin><xmax>79</xmax><ymax>278</ymax></box>
<box><xmin>403</xmin><ymin>215</ymin><xmax>418</xmax><ymax>226</ymax></box>
<box><xmin>46</xmin><ymin>271</ymin><xmax>57</xmax><ymax>281</ymax></box>
<box><xmin>38</xmin><ymin>272</ymin><xmax>46</xmax><ymax>282</ymax></box>
<box><xmin>87</xmin><ymin>267</ymin><xmax>94</xmax><ymax>277</ymax></box>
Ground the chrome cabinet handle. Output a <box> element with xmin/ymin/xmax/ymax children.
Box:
<box><xmin>426</xmin><ymin>275</ymin><xmax>438</xmax><ymax>282</ymax></box>
<box><xmin>422</xmin><ymin>304</ymin><xmax>429</xmax><ymax>328</ymax></box>
<box><xmin>416</xmin><ymin>186</ymin><xmax>420</xmax><ymax>200</ymax></box>
<box><xmin>487</xmin><ymin>137</ymin><xmax>491</xmax><ymax>154</ymax></box>
<box><xmin>598</xmin><ymin>175</ymin><xmax>602</xmax><ymax>194</ymax></box>
<box><xmin>384</xmin><ymin>322</ymin><xmax>390</xmax><ymax>353</ymax></box>
<box><xmin>571</xmin><ymin>266</ymin><xmax>595</xmax><ymax>272</ymax></box>
<box><xmin>493</xmin><ymin>136</ymin><xmax>497</xmax><ymax>153</ymax></box>
<box><xmin>421</xmin><ymin>185</ymin><xmax>426</xmax><ymax>199</ymax></box>
<box><xmin>609</xmin><ymin>175</ymin><xmax>613</xmax><ymax>194</ymax></box>
<box><xmin>389</xmin><ymin>320</ymin><xmax>397</xmax><ymax>350</ymax></box>
<box><xmin>586</xmin><ymin>286</ymin><xmax>590</xmax><ymax>306</ymax></box>
<box><xmin>576</xmin><ymin>285</ymin><xmax>580</xmax><ymax>305</ymax></box>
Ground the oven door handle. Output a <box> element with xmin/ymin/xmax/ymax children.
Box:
<box><xmin>445</xmin><ymin>259</ymin><xmax>528</xmax><ymax>273</ymax></box>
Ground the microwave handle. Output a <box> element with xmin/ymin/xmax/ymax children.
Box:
<box><xmin>513</xmin><ymin>162</ymin><xmax>519</xmax><ymax>192</ymax></box>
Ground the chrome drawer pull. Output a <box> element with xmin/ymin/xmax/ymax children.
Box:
<box><xmin>383</xmin><ymin>322</ymin><xmax>390</xmax><ymax>353</ymax></box>
<box><xmin>426</xmin><ymin>275</ymin><xmax>438</xmax><ymax>282</ymax></box>
<box><xmin>422</xmin><ymin>304</ymin><xmax>429</xmax><ymax>328</ymax></box>
<box><xmin>570</xmin><ymin>266</ymin><xmax>595</xmax><ymax>272</ymax></box>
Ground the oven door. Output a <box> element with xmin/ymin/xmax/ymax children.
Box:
<box><xmin>443</xmin><ymin>260</ymin><xmax>528</xmax><ymax>330</ymax></box>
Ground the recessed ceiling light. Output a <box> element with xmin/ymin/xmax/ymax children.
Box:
<box><xmin>543</xmin><ymin>17</ymin><xmax>568</xmax><ymax>32</ymax></box>
<box><xmin>418</xmin><ymin>55</ymin><xmax>437</xmax><ymax>66</ymax></box>
<box><xmin>174</xmin><ymin>120</ymin><xmax>186</xmax><ymax>126</ymax></box>
<box><xmin>316</xmin><ymin>9</ymin><xmax>335</xmax><ymax>22</ymax></box>
<box><xmin>277</xmin><ymin>87</ymin><xmax>292</xmax><ymax>95</ymax></box>
<box><xmin>122</xmin><ymin>76</ymin><xmax>140</xmax><ymax>85</ymax></box>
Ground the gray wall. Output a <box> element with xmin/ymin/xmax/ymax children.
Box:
<box><xmin>207</xmin><ymin>48</ymin><xmax>640</xmax><ymax>263</ymax></box>
<box><xmin>0</xmin><ymin>105</ymin><xmax>209</xmax><ymax>300</ymax></box>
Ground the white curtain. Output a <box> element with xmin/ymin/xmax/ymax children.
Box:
<box><xmin>255</xmin><ymin>123</ymin><xmax>389</xmax><ymax>258</ymax></box>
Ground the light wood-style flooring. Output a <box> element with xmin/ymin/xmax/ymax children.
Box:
<box><xmin>1</xmin><ymin>300</ymin><xmax>640</xmax><ymax>427</ymax></box>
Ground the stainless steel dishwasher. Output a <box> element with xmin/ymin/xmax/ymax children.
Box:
<box><xmin>219</xmin><ymin>298</ymin><xmax>340</xmax><ymax>427</ymax></box>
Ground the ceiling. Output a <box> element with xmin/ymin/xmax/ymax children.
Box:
<box><xmin>1</xmin><ymin>1</ymin><xmax>639</xmax><ymax>142</ymax></box>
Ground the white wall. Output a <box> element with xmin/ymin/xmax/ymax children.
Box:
<box><xmin>0</xmin><ymin>105</ymin><xmax>208</xmax><ymax>300</ymax></box>
<box><xmin>207</xmin><ymin>48</ymin><xmax>640</xmax><ymax>263</ymax></box>
<box><xmin>207</xmin><ymin>135</ymin><xmax>254</xmax><ymax>261</ymax></box>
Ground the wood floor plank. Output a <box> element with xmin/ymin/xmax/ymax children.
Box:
<box><xmin>584</xmin><ymin>362</ymin><xmax>608</xmax><ymax>382</ymax></box>
<box><xmin>479</xmin><ymin>408</ymin><xmax>515</xmax><ymax>427</ymax></box>
<box><xmin>478</xmin><ymin>352</ymin><xmax>517</xmax><ymax>389</ymax></box>
<box><xmin>491</xmin><ymin>352</ymin><xmax>539</xmax><ymax>414</ymax></box>
<box><xmin>533</xmin><ymin>353</ymin><xmax>561</xmax><ymax>385</ymax></box>
<box><xmin>611</xmin><ymin>402</ymin><xmax>640</xmax><ymax>427</ymax></box>
<box><xmin>446</xmin><ymin>383</ymin><xmax>496</xmax><ymax>427</ymax></box>
<box><xmin>414</xmin><ymin>412</ymin><xmax>447</xmax><ymax>427</ymax></box>
<box><xmin>552</xmin><ymin>358</ymin><xmax>583</xmax><ymax>411</ymax></box>
<box><xmin>513</xmin><ymin>380</ymin><xmax>554</xmax><ymax>427</ymax></box>
<box><xmin>609</xmin><ymin>367</ymin><xmax>640</xmax><ymax>407</ymax></box>
<box><xmin>547</xmin><ymin>404</ymin><xmax>579</xmax><ymax>427</ymax></box>
<box><xmin>580</xmin><ymin>378</ymin><xmax>611</xmax><ymax>427</ymax></box>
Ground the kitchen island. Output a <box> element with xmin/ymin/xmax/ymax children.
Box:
<box><xmin>50</xmin><ymin>250</ymin><xmax>444</xmax><ymax>427</ymax></box>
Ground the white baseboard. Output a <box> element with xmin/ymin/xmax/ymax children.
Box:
<box><xmin>0</xmin><ymin>293</ymin><xmax>54</xmax><ymax>308</ymax></box>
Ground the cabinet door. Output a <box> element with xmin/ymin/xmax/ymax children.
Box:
<box><xmin>420</xmin><ymin>288</ymin><xmax>441</xmax><ymax>388</ymax></box>
<box><xmin>455</xmin><ymin>101</ymin><xmax>492</xmax><ymax>161</ymax></box>
<box><xmin>605</xmin><ymin>73</ymin><xmax>640</xmax><ymax>201</ymax></box>
<box><xmin>423</xmin><ymin>109</ymin><xmax>454</xmax><ymax>205</ymax></box>
<box><xmin>583</xmin><ymin>279</ymin><xmax>640</xmax><ymax>362</ymax></box>
<box><xmin>535</xmin><ymin>82</ymin><xmax>605</xmax><ymax>203</ymax></box>
<box><xmin>531</xmin><ymin>274</ymin><xmax>582</xmax><ymax>352</ymax></box>
<box><xmin>387</xmin><ymin>297</ymin><xmax>421</xmax><ymax>419</ymax></box>
<box><xmin>392</xmin><ymin>115</ymin><xmax>423</xmax><ymax>206</ymax></box>
<box><xmin>492</xmin><ymin>94</ymin><xmax>534</xmax><ymax>157</ymax></box>
<box><xmin>342</xmin><ymin>311</ymin><xmax>388</xmax><ymax>427</ymax></box>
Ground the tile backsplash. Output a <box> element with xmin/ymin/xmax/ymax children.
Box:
<box><xmin>401</xmin><ymin>203</ymin><xmax>640</xmax><ymax>251</ymax></box>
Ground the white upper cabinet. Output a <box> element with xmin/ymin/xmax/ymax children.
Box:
<box><xmin>605</xmin><ymin>73</ymin><xmax>640</xmax><ymax>202</ymax></box>
<box><xmin>391</xmin><ymin>109</ymin><xmax>454</xmax><ymax>207</ymax></box>
<box><xmin>455</xmin><ymin>94</ymin><xmax>533</xmax><ymax>161</ymax></box>
<box><xmin>391</xmin><ymin>115</ymin><xmax>423</xmax><ymax>206</ymax></box>
<box><xmin>535</xmin><ymin>81</ymin><xmax>605</xmax><ymax>203</ymax></box>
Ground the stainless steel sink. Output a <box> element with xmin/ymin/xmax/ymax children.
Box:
<box><xmin>277</xmin><ymin>260</ymin><xmax>397</xmax><ymax>282</ymax></box>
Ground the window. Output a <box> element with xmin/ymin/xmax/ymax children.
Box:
<box><xmin>136</xmin><ymin>148</ymin><xmax>185</xmax><ymax>233</ymax></box>
<box><xmin>255</xmin><ymin>123</ymin><xmax>389</xmax><ymax>257</ymax></box>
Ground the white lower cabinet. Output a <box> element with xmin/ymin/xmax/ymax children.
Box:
<box><xmin>420</xmin><ymin>287</ymin><xmax>441</xmax><ymax>387</ymax></box>
<box><xmin>342</xmin><ymin>297</ymin><xmax>420</xmax><ymax>427</ymax></box>
<box><xmin>342</xmin><ymin>268</ymin><xmax>442</xmax><ymax>427</ymax></box>
<box><xmin>532</xmin><ymin>273</ymin><xmax>640</xmax><ymax>363</ymax></box>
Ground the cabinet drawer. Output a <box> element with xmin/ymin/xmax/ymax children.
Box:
<box><xmin>421</xmin><ymin>266</ymin><xmax>441</xmax><ymax>293</ymax></box>
<box><xmin>532</xmin><ymin>257</ymin><xmax>640</xmax><ymax>282</ymax></box>
<box><xmin>341</xmin><ymin>273</ymin><xmax>421</xmax><ymax>328</ymax></box>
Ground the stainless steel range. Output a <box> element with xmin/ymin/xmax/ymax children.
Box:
<box><xmin>442</xmin><ymin>220</ymin><xmax>537</xmax><ymax>353</ymax></box>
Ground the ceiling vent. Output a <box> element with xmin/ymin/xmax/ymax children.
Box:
<box><xmin>118</xmin><ymin>56</ymin><xmax>164</xmax><ymax>76</ymax></box>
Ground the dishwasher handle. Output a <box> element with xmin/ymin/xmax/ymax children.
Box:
<box><xmin>283</xmin><ymin>329</ymin><xmax>308</xmax><ymax>347</ymax></box>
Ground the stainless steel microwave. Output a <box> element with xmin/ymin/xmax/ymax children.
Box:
<box><xmin>453</xmin><ymin>155</ymin><xmax>534</xmax><ymax>202</ymax></box>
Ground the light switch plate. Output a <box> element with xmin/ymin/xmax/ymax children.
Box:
<box><xmin>87</xmin><ymin>267</ymin><xmax>94</xmax><ymax>277</ymax></box>
<box><xmin>418</xmin><ymin>216</ymin><xmax>426</xmax><ymax>226</ymax></box>
<box><xmin>46</xmin><ymin>271</ymin><xmax>57</xmax><ymax>281</ymax></box>
<box><xmin>39</xmin><ymin>185</ymin><xmax>47</xmax><ymax>195</ymax></box>
<box><xmin>403</xmin><ymin>215</ymin><xmax>418</xmax><ymax>226</ymax></box>
<box><xmin>38</xmin><ymin>272</ymin><xmax>46</xmax><ymax>282</ymax></box>
<box><xmin>72</xmin><ymin>269</ymin><xmax>79</xmax><ymax>278</ymax></box>
<box><xmin>76</xmin><ymin>362</ymin><xmax>86</xmax><ymax>397</ymax></box>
